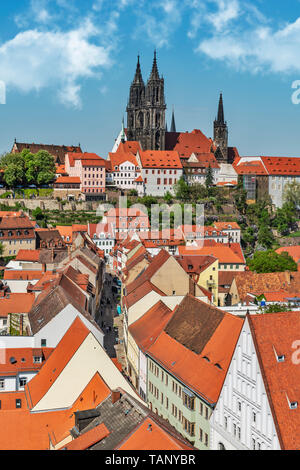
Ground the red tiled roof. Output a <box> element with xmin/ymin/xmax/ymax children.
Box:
<box><xmin>55</xmin><ymin>176</ymin><xmax>81</xmax><ymax>184</ymax></box>
<box><xmin>0</xmin><ymin>293</ymin><xmax>35</xmax><ymax>317</ymax></box>
<box><xmin>213</xmin><ymin>222</ymin><xmax>241</xmax><ymax>231</ymax></box>
<box><xmin>15</xmin><ymin>250</ymin><xmax>41</xmax><ymax>262</ymax></box>
<box><xmin>261</xmin><ymin>156</ymin><xmax>300</xmax><ymax>175</ymax></box>
<box><xmin>123</xmin><ymin>281</ymin><xmax>166</xmax><ymax>309</ymax></box>
<box><xmin>139</xmin><ymin>150</ymin><xmax>182</xmax><ymax>169</ymax></box>
<box><xmin>109</xmin><ymin>152</ymin><xmax>139</xmax><ymax>170</ymax></box>
<box><xmin>179</xmin><ymin>242</ymin><xmax>245</xmax><ymax>264</ymax></box>
<box><xmin>115</xmin><ymin>141</ymin><xmax>142</xmax><ymax>155</ymax></box>
<box><xmin>0</xmin><ymin>347</ymin><xmax>53</xmax><ymax>376</ymax></box>
<box><xmin>248</xmin><ymin>312</ymin><xmax>300</xmax><ymax>450</ymax></box>
<box><xmin>129</xmin><ymin>301</ymin><xmax>173</xmax><ymax>352</ymax></box>
<box><xmin>233</xmin><ymin>158</ymin><xmax>268</xmax><ymax>175</ymax></box>
<box><xmin>117</xmin><ymin>417</ymin><xmax>194</xmax><ymax>451</ymax></box>
<box><xmin>60</xmin><ymin>423</ymin><xmax>110</xmax><ymax>450</ymax></box>
<box><xmin>0</xmin><ymin>372</ymin><xmax>110</xmax><ymax>449</ymax></box>
<box><xmin>3</xmin><ymin>270</ymin><xmax>45</xmax><ymax>281</ymax></box>
<box><xmin>165</xmin><ymin>129</ymin><xmax>215</xmax><ymax>158</ymax></box>
<box><xmin>233</xmin><ymin>271</ymin><xmax>300</xmax><ymax>302</ymax></box>
<box><xmin>276</xmin><ymin>246</ymin><xmax>300</xmax><ymax>265</ymax></box>
<box><xmin>147</xmin><ymin>295</ymin><xmax>243</xmax><ymax>403</ymax></box>
<box><xmin>68</xmin><ymin>152</ymin><xmax>106</xmax><ymax>167</ymax></box>
<box><xmin>126</xmin><ymin>249</ymin><xmax>171</xmax><ymax>295</ymax></box>
<box><xmin>25</xmin><ymin>317</ymin><xmax>90</xmax><ymax>409</ymax></box>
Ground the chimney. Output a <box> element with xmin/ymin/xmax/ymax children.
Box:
<box><xmin>111</xmin><ymin>390</ymin><xmax>121</xmax><ymax>404</ymax></box>
<box><xmin>189</xmin><ymin>277</ymin><xmax>195</xmax><ymax>296</ymax></box>
<box><xmin>285</xmin><ymin>271</ymin><xmax>291</xmax><ymax>285</ymax></box>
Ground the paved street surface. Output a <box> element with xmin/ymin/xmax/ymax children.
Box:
<box><xmin>96</xmin><ymin>272</ymin><xmax>120</xmax><ymax>358</ymax></box>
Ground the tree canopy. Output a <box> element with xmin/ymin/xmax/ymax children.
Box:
<box><xmin>247</xmin><ymin>250</ymin><xmax>298</xmax><ymax>273</ymax></box>
<box><xmin>0</xmin><ymin>149</ymin><xmax>56</xmax><ymax>188</ymax></box>
<box><xmin>283</xmin><ymin>180</ymin><xmax>300</xmax><ymax>209</ymax></box>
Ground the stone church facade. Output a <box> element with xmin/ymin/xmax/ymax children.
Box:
<box><xmin>126</xmin><ymin>52</ymin><xmax>229</xmax><ymax>164</ymax></box>
<box><xmin>126</xmin><ymin>52</ymin><xmax>166</xmax><ymax>151</ymax></box>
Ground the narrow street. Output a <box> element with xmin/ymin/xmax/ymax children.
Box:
<box><xmin>96</xmin><ymin>271</ymin><xmax>120</xmax><ymax>358</ymax></box>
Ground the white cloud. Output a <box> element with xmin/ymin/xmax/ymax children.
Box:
<box><xmin>133</xmin><ymin>0</ymin><xmax>182</xmax><ymax>48</ymax></box>
<box><xmin>0</xmin><ymin>19</ymin><xmax>112</xmax><ymax>108</ymax></box>
<box><xmin>194</xmin><ymin>2</ymin><xmax>300</xmax><ymax>75</ymax></box>
<box><xmin>206</xmin><ymin>0</ymin><xmax>240</xmax><ymax>32</ymax></box>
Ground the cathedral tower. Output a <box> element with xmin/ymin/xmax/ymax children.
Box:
<box><xmin>126</xmin><ymin>52</ymin><xmax>166</xmax><ymax>150</ymax></box>
<box><xmin>213</xmin><ymin>93</ymin><xmax>228</xmax><ymax>163</ymax></box>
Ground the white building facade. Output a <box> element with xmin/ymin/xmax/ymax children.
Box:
<box><xmin>210</xmin><ymin>316</ymin><xmax>281</xmax><ymax>450</ymax></box>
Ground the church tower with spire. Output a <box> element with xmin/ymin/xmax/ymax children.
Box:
<box><xmin>126</xmin><ymin>51</ymin><xmax>166</xmax><ymax>150</ymax></box>
<box><xmin>213</xmin><ymin>93</ymin><xmax>228</xmax><ymax>163</ymax></box>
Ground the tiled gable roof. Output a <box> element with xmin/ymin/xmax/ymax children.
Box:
<box><xmin>234</xmin><ymin>271</ymin><xmax>300</xmax><ymax>302</ymax></box>
<box><xmin>147</xmin><ymin>295</ymin><xmax>243</xmax><ymax>403</ymax></box>
<box><xmin>165</xmin><ymin>129</ymin><xmax>215</xmax><ymax>158</ymax></box>
<box><xmin>126</xmin><ymin>249</ymin><xmax>171</xmax><ymax>295</ymax></box>
<box><xmin>139</xmin><ymin>150</ymin><xmax>182</xmax><ymax>169</ymax></box>
<box><xmin>248</xmin><ymin>312</ymin><xmax>300</xmax><ymax>450</ymax></box>
<box><xmin>129</xmin><ymin>301</ymin><xmax>173</xmax><ymax>352</ymax></box>
<box><xmin>25</xmin><ymin>317</ymin><xmax>90</xmax><ymax>409</ymax></box>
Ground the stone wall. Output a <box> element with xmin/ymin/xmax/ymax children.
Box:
<box><xmin>0</xmin><ymin>198</ymin><xmax>104</xmax><ymax>212</ymax></box>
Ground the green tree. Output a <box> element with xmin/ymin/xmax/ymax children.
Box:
<box><xmin>174</xmin><ymin>177</ymin><xmax>190</xmax><ymax>201</ymax></box>
<box><xmin>163</xmin><ymin>191</ymin><xmax>173</xmax><ymax>204</ymax></box>
<box><xmin>272</xmin><ymin>202</ymin><xmax>296</xmax><ymax>235</ymax></box>
<box><xmin>283</xmin><ymin>180</ymin><xmax>300</xmax><ymax>209</ymax></box>
<box><xmin>248</xmin><ymin>250</ymin><xmax>297</xmax><ymax>273</ymax></box>
<box><xmin>257</xmin><ymin>224</ymin><xmax>275</xmax><ymax>249</ymax></box>
<box><xmin>3</xmin><ymin>164</ymin><xmax>24</xmax><ymax>187</ymax></box>
<box><xmin>205</xmin><ymin>165</ymin><xmax>214</xmax><ymax>190</ymax></box>
<box><xmin>0</xmin><ymin>149</ymin><xmax>56</xmax><ymax>187</ymax></box>
<box><xmin>0</xmin><ymin>242</ymin><xmax>4</xmax><ymax>258</ymax></box>
<box><xmin>263</xmin><ymin>304</ymin><xmax>290</xmax><ymax>313</ymax></box>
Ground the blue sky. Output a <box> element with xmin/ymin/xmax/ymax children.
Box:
<box><xmin>1</xmin><ymin>0</ymin><xmax>300</xmax><ymax>158</ymax></box>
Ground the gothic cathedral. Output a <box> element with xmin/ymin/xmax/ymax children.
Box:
<box><xmin>126</xmin><ymin>53</ymin><xmax>229</xmax><ymax>161</ymax></box>
<box><xmin>126</xmin><ymin>52</ymin><xmax>166</xmax><ymax>151</ymax></box>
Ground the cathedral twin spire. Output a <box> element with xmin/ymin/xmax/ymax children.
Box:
<box><xmin>127</xmin><ymin>51</ymin><xmax>166</xmax><ymax>151</ymax></box>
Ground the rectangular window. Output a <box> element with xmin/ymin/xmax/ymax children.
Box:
<box><xmin>199</xmin><ymin>428</ymin><xmax>203</xmax><ymax>442</ymax></box>
<box><xmin>204</xmin><ymin>433</ymin><xmax>208</xmax><ymax>446</ymax></box>
<box><xmin>0</xmin><ymin>379</ymin><xmax>4</xmax><ymax>390</ymax></box>
<box><xmin>16</xmin><ymin>399</ymin><xmax>22</xmax><ymax>409</ymax></box>
<box><xmin>19</xmin><ymin>378</ymin><xmax>27</xmax><ymax>388</ymax></box>
<box><xmin>41</xmin><ymin>339</ymin><xmax>47</xmax><ymax>347</ymax></box>
<box><xmin>183</xmin><ymin>392</ymin><xmax>195</xmax><ymax>411</ymax></box>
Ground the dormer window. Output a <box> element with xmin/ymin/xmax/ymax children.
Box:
<box><xmin>290</xmin><ymin>401</ymin><xmax>298</xmax><ymax>410</ymax></box>
<box><xmin>277</xmin><ymin>355</ymin><xmax>285</xmax><ymax>362</ymax></box>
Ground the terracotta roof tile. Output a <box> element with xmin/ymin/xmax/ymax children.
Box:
<box><xmin>148</xmin><ymin>295</ymin><xmax>243</xmax><ymax>403</ymax></box>
<box><xmin>0</xmin><ymin>293</ymin><xmax>35</xmax><ymax>317</ymax></box>
<box><xmin>139</xmin><ymin>150</ymin><xmax>182</xmax><ymax>169</ymax></box>
<box><xmin>248</xmin><ymin>312</ymin><xmax>300</xmax><ymax>450</ymax></box>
